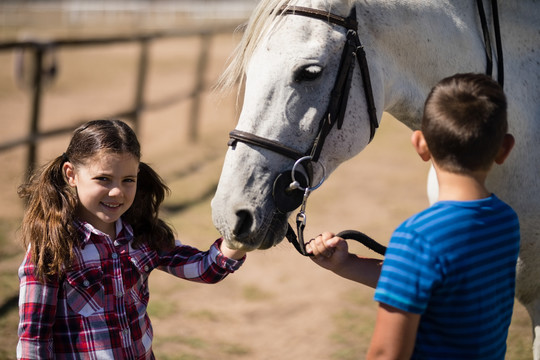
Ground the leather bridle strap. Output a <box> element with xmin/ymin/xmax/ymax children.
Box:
<box><xmin>277</xmin><ymin>5</ymin><xmax>358</xmax><ymax>30</ymax></box>
<box><xmin>491</xmin><ymin>0</ymin><xmax>504</xmax><ymax>86</ymax></box>
<box><xmin>476</xmin><ymin>0</ymin><xmax>504</xmax><ymax>86</ymax></box>
<box><xmin>278</xmin><ymin>5</ymin><xmax>379</xmax><ymax>162</ymax></box>
<box><xmin>228</xmin><ymin>129</ymin><xmax>315</xmax><ymax>180</ymax></box>
<box><xmin>228</xmin><ymin>129</ymin><xmax>304</xmax><ymax>161</ymax></box>
<box><xmin>228</xmin><ymin>5</ymin><xmax>379</xmax><ymax>169</ymax></box>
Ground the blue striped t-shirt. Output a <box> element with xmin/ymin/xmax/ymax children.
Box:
<box><xmin>374</xmin><ymin>194</ymin><xmax>520</xmax><ymax>359</ymax></box>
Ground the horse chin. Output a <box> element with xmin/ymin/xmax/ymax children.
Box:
<box><xmin>222</xmin><ymin>234</ymin><xmax>282</xmax><ymax>252</ymax></box>
<box><xmin>257</xmin><ymin>211</ymin><xmax>289</xmax><ymax>249</ymax></box>
<box><xmin>222</xmin><ymin>239</ymin><xmax>262</xmax><ymax>252</ymax></box>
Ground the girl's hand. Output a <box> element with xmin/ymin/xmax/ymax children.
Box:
<box><xmin>306</xmin><ymin>232</ymin><xmax>349</xmax><ymax>271</ymax></box>
<box><xmin>220</xmin><ymin>242</ymin><xmax>247</xmax><ymax>260</ymax></box>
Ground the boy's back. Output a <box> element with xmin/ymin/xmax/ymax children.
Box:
<box><xmin>306</xmin><ymin>74</ymin><xmax>520</xmax><ymax>359</ymax></box>
<box><xmin>375</xmin><ymin>194</ymin><xmax>520</xmax><ymax>359</ymax></box>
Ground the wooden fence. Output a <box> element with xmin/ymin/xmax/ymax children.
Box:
<box><xmin>0</xmin><ymin>24</ymin><xmax>238</xmax><ymax>177</ymax></box>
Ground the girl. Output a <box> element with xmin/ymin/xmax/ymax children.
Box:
<box><xmin>17</xmin><ymin>119</ymin><xmax>247</xmax><ymax>359</ymax></box>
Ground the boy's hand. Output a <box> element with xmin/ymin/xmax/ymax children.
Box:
<box><xmin>306</xmin><ymin>232</ymin><xmax>349</xmax><ymax>271</ymax></box>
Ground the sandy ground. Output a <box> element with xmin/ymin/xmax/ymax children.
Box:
<box><xmin>0</xmin><ymin>30</ymin><xmax>533</xmax><ymax>360</ymax></box>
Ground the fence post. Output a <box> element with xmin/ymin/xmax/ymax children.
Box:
<box><xmin>133</xmin><ymin>37</ymin><xmax>150</xmax><ymax>133</ymax></box>
<box><xmin>189</xmin><ymin>32</ymin><xmax>211</xmax><ymax>142</ymax></box>
<box><xmin>26</xmin><ymin>45</ymin><xmax>45</xmax><ymax>179</ymax></box>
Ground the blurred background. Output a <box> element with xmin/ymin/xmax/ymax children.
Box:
<box><xmin>0</xmin><ymin>0</ymin><xmax>258</xmax><ymax>36</ymax></box>
<box><xmin>0</xmin><ymin>1</ymin><xmax>532</xmax><ymax>359</ymax></box>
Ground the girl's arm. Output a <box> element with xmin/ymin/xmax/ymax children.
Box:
<box><xmin>156</xmin><ymin>238</ymin><xmax>245</xmax><ymax>284</ymax></box>
<box><xmin>17</xmin><ymin>251</ymin><xmax>58</xmax><ymax>360</ymax></box>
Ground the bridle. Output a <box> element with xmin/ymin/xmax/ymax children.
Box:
<box><xmin>229</xmin><ymin>5</ymin><xmax>378</xmax><ymax>166</ymax></box>
<box><xmin>476</xmin><ymin>0</ymin><xmax>504</xmax><ymax>86</ymax></box>
<box><xmin>226</xmin><ymin>2</ymin><xmax>503</xmax><ymax>257</ymax></box>
<box><xmin>227</xmin><ymin>5</ymin><xmax>382</xmax><ymax>256</ymax></box>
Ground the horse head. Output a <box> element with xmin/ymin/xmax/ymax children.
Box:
<box><xmin>212</xmin><ymin>0</ymin><xmax>383</xmax><ymax>251</ymax></box>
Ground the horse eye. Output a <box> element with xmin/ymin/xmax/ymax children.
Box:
<box><xmin>294</xmin><ymin>65</ymin><xmax>323</xmax><ymax>82</ymax></box>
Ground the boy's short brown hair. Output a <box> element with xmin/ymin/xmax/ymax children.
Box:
<box><xmin>422</xmin><ymin>73</ymin><xmax>508</xmax><ymax>173</ymax></box>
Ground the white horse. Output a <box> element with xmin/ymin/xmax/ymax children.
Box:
<box><xmin>211</xmin><ymin>0</ymin><xmax>540</xmax><ymax>356</ymax></box>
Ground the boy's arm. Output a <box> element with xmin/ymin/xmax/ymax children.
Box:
<box><xmin>367</xmin><ymin>303</ymin><xmax>420</xmax><ymax>360</ymax></box>
<box><xmin>307</xmin><ymin>232</ymin><xmax>383</xmax><ymax>288</ymax></box>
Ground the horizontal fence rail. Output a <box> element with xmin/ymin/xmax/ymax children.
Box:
<box><xmin>0</xmin><ymin>24</ymin><xmax>239</xmax><ymax>177</ymax></box>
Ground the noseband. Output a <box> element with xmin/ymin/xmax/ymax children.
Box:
<box><xmin>227</xmin><ymin>5</ymin><xmax>383</xmax><ymax>256</ymax></box>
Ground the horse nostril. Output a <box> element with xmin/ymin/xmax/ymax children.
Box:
<box><xmin>233</xmin><ymin>210</ymin><xmax>253</xmax><ymax>240</ymax></box>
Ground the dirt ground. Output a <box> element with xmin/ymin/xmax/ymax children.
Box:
<box><xmin>0</xmin><ymin>29</ymin><xmax>533</xmax><ymax>360</ymax></box>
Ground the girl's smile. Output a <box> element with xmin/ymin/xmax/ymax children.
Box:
<box><xmin>64</xmin><ymin>151</ymin><xmax>139</xmax><ymax>238</ymax></box>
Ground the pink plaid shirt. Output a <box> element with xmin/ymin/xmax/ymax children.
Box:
<box><xmin>17</xmin><ymin>218</ymin><xmax>245</xmax><ymax>359</ymax></box>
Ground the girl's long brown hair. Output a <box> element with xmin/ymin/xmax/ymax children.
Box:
<box><xmin>18</xmin><ymin>120</ymin><xmax>174</xmax><ymax>280</ymax></box>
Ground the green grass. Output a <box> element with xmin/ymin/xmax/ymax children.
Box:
<box><xmin>242</xmin><ymin>284</ymin><xmax>274</xmax><ymax>302</ymax></box>
<box><xmin>329</xmin><ymin>289</ymin><xmax>375</xmax><ymax>359</ymax></box>
<box><xmin>147</xmin><ymin>298</ymin><xmax>179</xmax><ymax>319</ymax></box>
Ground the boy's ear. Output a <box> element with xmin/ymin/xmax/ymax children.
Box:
<box><xmin>63</xmin><ymin>162</ymin><xmax>77</xmax><ymax>187</ymax></box>
<box><xmin>494</xmin><ymin>134</ymin><xmax>515</xmax><ymax>165</ymax></box>
<box><xmin>411</xmin><ymin>130</ymin><xmax>431</xmax><ymax>162</ymax></box>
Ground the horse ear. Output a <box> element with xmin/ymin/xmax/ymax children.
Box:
<box><xmin>494</xmin><ymin>134</ymin><xmax>515</xmax><ymax>165</ymax></box>
<box><xmin>411</xmin><ymin>130</ymin><xmax>431</xmax><ymax>162</ymax></box>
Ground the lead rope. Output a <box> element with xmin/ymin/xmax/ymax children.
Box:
<box><xmin>285</xmin><ymin>183</ymin><xmax>387</xmax><ymax>257</ymax></box>
<box><xmin>291</xmin><ymin>187</ymin><xmax>312</xmax><ymax>256</ymax></box>
<box><xmin>285</xmin><ymin>156</ymin><xmax>324</xmax><ymax>256</ymax></box>
<box><xmin>285</xmin><ymin>157</ymin><xmax>387</xmax><ymax>257</ymax></box>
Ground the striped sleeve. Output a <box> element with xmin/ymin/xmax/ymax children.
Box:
<box><xmin>374</xmin><ymin>228</ymin><xmax>441</xmax><ymax>314</ymax></box>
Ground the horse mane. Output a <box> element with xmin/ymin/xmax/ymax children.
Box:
<box><xmin>216</xmin><ymin>0</ymin><xmax>353</xmax><ymax>93</ymax></box>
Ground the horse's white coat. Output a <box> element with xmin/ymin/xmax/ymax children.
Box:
<box><xmin>211</xmin><ymin>0</ymin><xmax>540</xmax><ymax>356</ymax></box>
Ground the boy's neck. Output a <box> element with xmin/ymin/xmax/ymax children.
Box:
<box><xmin>436</xmin><ymin>169</ymin><xmax>491</xmax><ymax>202</ymax></box>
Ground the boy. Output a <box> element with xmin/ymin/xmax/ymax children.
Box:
<box><xmin>307</xmin><ymin>73</ymin><xmax>519</xmax><ymax>359</ymax></box>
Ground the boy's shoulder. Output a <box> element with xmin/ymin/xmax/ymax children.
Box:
<box><xmin>399</xmin><ymin>194</ymin><xmax>516</xmax><ymax>232</ymax></box>
<box><xmin>391</xmin><ymin>194</ymin><xmax>518</xmax><ymax>258</ymax></box>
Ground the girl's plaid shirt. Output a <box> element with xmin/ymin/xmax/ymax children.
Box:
<box><xmin>17</xmin><ymin>218</ymin><xmax>245</xmax><ymax>359</ymax></box>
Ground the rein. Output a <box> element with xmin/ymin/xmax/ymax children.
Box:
<box><xmin>476</xmin><ymin>0</ymin><xmax>504</xmax><ymax>86</ymax></box>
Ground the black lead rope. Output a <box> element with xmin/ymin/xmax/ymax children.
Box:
<box><xmin>286</xmin><ymin>225</ymin><xmax>386</xmax><ymax>257</ymax></box>
<box><xmin>285</xmin><ymin>178</ymin><xmax>386</xmax><ymax>258</ymax></box>
<box><xmin>336</xmin><ymin>230</ymin><xmax>387</xmax><ymax>256</ymax></box>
